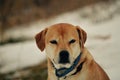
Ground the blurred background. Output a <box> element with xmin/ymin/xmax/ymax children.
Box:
<box><xmin>0</xmin><ymin>0</ymin><xmax>120</xmax><ymax>80</ymax></box>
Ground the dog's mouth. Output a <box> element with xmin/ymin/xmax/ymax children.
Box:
<box><xmin>52</xmin><ymin>53</ymin><xmax>82</xmax><ymax>78</ymax></box>
<box><xmin>52</xmin><ymin>58</ymin><xmax>71</xmax><ymax>69</ymax></box>
<box><xmin>52</xmin><ymin>50</ymin><xmax>73</xmax><ymax>69</ymax></box>
<box><xmin>55</xmin><ymin>63</ymin><xmax>72</xmax><ymax>69</ymax></box>
<box><xmin>52</xmin><ymin>50</ymin><xmax>82</xmax><ymax>70</ymax></box>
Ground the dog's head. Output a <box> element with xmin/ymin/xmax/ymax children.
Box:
<box><xmin>35</xmin><ymin>23</ymin><xmax>87</xmax><ymax>69</ymax></box>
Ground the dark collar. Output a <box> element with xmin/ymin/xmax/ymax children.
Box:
<box><xmin>52</xmin><ymin>52</ymin><xmax>83</xmax><ymax>78</ymax></box>
<box><xmin>71</xmin><ymin>61</ymin><xmax>84</xmax><ymax>75</ymax></box>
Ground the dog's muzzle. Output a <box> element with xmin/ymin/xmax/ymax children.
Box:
<box><xmin>59</xmin><ymin>50</ymin><xmax>70</xmax><ymax>64</ymax></box>
<box><xmin>52</xmin><ymin>52</ymin><xmax>82</xmax><ymax>78</ymax></box>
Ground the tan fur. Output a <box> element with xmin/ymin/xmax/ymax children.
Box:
<box><xmin>35</xmin><ymin>23</ymin><xmax>109</xmax><ymax>80</ymax></box>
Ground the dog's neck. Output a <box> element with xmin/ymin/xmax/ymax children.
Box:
<box><xmin>51</xmin><ymin>52</ymin><xmax>85</xmax><ymax>79</ymax></box>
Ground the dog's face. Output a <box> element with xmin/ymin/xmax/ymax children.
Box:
<box><xmin>35</xmin><ymin>23</ymin><xmax>87</xmax><ymax>69</ymax></box>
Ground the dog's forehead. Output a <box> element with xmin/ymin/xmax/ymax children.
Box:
<box><xmin>46</xmin><ymin>23</ymin><xmax>78</xmax><ymax>39</ymax></box>
<box><xmin>50</xmin><ymin>24</ymin><xmax>76</xmax><ymax>33</ymax></box>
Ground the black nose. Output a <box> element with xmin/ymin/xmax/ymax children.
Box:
<box><xmin>59</xmin><ymin>50</ymin><xmax>70</xmax><ymax>64</ymax></box>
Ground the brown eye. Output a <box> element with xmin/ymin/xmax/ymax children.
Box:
<box><xmin>69</xmin><ymin>39</ymin><xmax>76</xmax><ymax>44</ymax></box>
<box><xmin>50</xmin><ymin>40</ymin><xmax>57</xmax><ymax>44</ymax></box>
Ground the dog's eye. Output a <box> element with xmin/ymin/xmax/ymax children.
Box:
<box><xmin>50</xmin><ymin>40</ymin><xmax>57</xmax><ymax>44</ymax></box>
<box><xmin>69</xmin><ymin>39</ymin><xmax>76</xmax><ymax>44</ymax></box>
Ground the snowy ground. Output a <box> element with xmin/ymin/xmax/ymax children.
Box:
<box><xmin>0</xmin><ymin>0</ymin><xmax>120</xmax><ymax>80</ymax></box>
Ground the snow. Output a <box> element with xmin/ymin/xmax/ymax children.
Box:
<box><xmin>0</xmin><ymin>0</ymin><xmax>120</xmax><ymax>79</ymax></box>
<box><xmin>0</xmin><ymin>41</ymin><xmax>46</xmax><ymax>73</ymax></box>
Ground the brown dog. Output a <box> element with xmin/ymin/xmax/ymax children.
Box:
<box><xmin>35</xmin><ymin>23</ymin><xmax>109</xmax><ymax>80</ymax></box>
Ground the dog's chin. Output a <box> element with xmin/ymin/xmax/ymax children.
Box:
<box><xmin>54</xmin><ymin>63</ymin><xmax>72</xmax><ymax>69</ymax></box>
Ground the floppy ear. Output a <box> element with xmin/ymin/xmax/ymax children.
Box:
<box><xmin>35</xmin><ymin>28</ymin><xmax>48</xmax><ymax>51</ymax></box>
<box><xmin>76</xmin><ymin>26</ymin><xmax>87</xmax><ymax>48</ymax></box>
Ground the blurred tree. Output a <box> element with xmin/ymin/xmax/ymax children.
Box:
<box><xmin>0</xmin><ymin>0</ymin><xmax>109</xmax><ymax>43</ymax></box>
<box><xmin>0</xmin><ymin>0</ymin><xmax>14</xmax><ymax>43</ymax></box>
<box><xmin>34</xmin><ymin>0</ymin><xmax>50</xmax><ymax>6</ymax></box>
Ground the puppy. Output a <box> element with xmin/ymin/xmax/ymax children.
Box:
<box><xmin>35</xmin><ymin>23</ymin><xmax>109</xmax><ymax>80</ymax></box>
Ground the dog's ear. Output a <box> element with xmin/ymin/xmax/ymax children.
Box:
<box><xmin>35</xmin><ymin>28</ymin><xmax>48</xmax><ymax>51</ymax></box>
<box><xmin>76</xmin><ymin>26</ymin><xmax>87</xmax><ymax>48</ymax></box>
